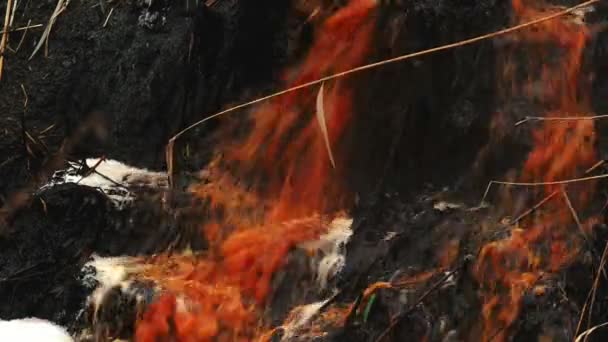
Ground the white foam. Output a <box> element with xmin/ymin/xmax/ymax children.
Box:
<box><xmin>0</xmin><ymin>318</ymin><xmax>73</xmax><ymax>342</ymax></box>
<box><xmin>42</xmin><ymin>158</ymin><xmax>168</xmax><ymax>208</ymax></box>
<box><xmin>83</xmin><ymin>255</ymin><xmax>142</xmax><ymax>323</ymax></box>
<box><xmin>84</xmin><ymin>255</ymin><xmax>140</xmax><ymax>289</ymax></box>
<box><xmin>300</xmin><ymin>217</ymin><xmax>353</xmax><ymax>289</ymax></box>
<box><xmin>281</xmin><ymin>299</ymin><xmax>330</xmax><ymax>341</ymax></box>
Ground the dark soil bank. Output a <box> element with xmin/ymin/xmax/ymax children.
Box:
<box><xmin>2</xmin><ymin>0</ymin><xmax>608</xmax><ymax>341</ymax></box>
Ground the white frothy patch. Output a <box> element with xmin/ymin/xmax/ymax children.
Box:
<box><xmin>0</xmin><ymin>318</ymin><xmax>73</xmax><ymax>342</ymax></box>
<box><xmin>300</xmin><ymin>217</ymin><xmax>353</xmax><ymax>289</ymax></box>
<box><xmin>42</xmin><ymin>158</ymin><xmax>168</xmax><ymax>209</ymax></box>
<box><xmin>84</xmin><ymin>255</ymin><xmax>140</xmax><ymax>288</ymax></box>
<box><xmin>281</xmin><ymin>299</ymin><xmax>330</xmax><ymax>341</ymax></box>
<box><xmin>83</xmin><ymin>255</ymin><xmax>142</xmax><ymax>322</ymax></box>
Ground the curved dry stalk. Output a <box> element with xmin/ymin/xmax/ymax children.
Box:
<box><xmin>29</xmin><ymin>0</ymin><xmax>68</xmax><ymax>60</ymax></box>
<box><xmin>480</xmin><ymin>174</ymin><xmax>608</xmax><ymax>205</ymax></box>
<box><xmin>316</xmin><ymin>83</ymin><xmax>336</xmax><ymax>169</ymax></box>
<box><xmin>576</xmin><ymin>321</ymin><xmax>608</xmax><ymax>342</ymax></box>
<box><xmin>165</xmin><ymin>0</ymin><xmax>600</xmax><ymax>184</ymax></box>
<box><xmin>515</xmin><ymin>114</ymin><xmax>608</xmax><ymax>126</ymax></box>
<box><xmin>575</xmin><ymin>241</ymin><xmax>608</xmax><ymax>339</ymax></box>
<box><xmin>0</xmin><ymin>0</ymin><xmax>14</xmax><ymax>80</ymax></box>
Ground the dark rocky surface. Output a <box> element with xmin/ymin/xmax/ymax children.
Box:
<box><xmin>2</xmin><ymin>0</ymin><xmax>608</xmax><ymax>341</ymax></box>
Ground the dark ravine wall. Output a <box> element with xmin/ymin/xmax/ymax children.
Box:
<box><xmin>2</xmin><ymin>0</ymin><xmax>608</xmax><ymax>338</ymax></box>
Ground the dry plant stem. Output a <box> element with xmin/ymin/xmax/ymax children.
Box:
<box><xmin>515</xmin><ymin>114</ymin><xmax>608</xmax><ymax>126</ymax></box>
<box><xmin>584</xmin><ymin>242</ymin><xmax>608</xmax><ymax>342</ymax></box>
<box><xmin>75</xmin><ymin>156</ymin><xmax>105</xmax><ymax>184</ymax></box>
<box><xmin>8</xmin><ymin>0</ymin><xmax>17</xmax><ymax>27</ymax></box>
<box><xmin>562</xmin><ymin>189</ymin><xmax>593</xmax><ymax>246</ymax></box>
<box><xmin>20</xmin><ymin>83</ymin><xmax>27</xmax><ymax>107</ymax></box>
<box><xmin>316</xmin><ymin>83</ymin><xmax>336</xmax><ymax>169</ymax></box>
<box><xmin>510</xmin><ymin>190</ymin><xmax>558</xmax><ymax>224</ymax></box>
<box><xmin>165</xmin><ymin>0</ymin><xmax>601</xmax><ymax>184</ymax></box>
<box><xmin>562</xmin><ymin>189</ymin><xmax>605</xmax><ymax>279</ymax></box>
<box><xmin>0</xmin><ymin>21</ymin><xmax>40</xmax><ymax>34</ymax></box>
<box><xmin>576</xmin><ymin>321</ymin><xmax>608</xmax><ymax>342</ymax></box>
<box><xmin>374</xmin><ymin>266</ymin><xmax>461</xmax><ymax>342</ymax></box>
<box><xmin>0</xmin><ymin>0</ymin><xmax>14</xmax><ymax>81</ymax></box>
<box><xmin>29</xmin><ymin>0</ymin><xmax>65</xmax><ymax>60</ymax></box>
<box><xmin>576</xmin><ymin>241</ymin><xmax>608</xmax><ymax>341</ymax></box>
<box><xmin>480</xmin><ymin>174</ymin><xmax>608</xmax><ymax>205</ymax></box>
<box><xmin>102</xmin><ymin>7</ymin><xmax>113</xmax><ymax>28</ymax></box>
<box><xmin>585</xmin><ymin>160</ymin><xmax>605</xmax><ymax>174</ymax></box>
<box><xmin>576</xmin><ymin>295</ymin><xmax>592</xmax><ymax>338</ymax></box>
<box><xmin>14</xmin><ymin>20</ymin><xmax>32</xmax><ymax>52</ymax></box>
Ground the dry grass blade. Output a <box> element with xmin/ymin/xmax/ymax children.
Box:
<box><xmin>510</xmin><ymin>190</ymin><xmax>558</xmax><ymax>224</ymax></box>
<box><xmin>480</xmin><ymin>173</ymin><xmax>608</xmax><ymax>205</ymax></box>
<box><xmin>0</xmin><ymin>0</ymin><xmax>14</xmax><ymax>81</ymax></box>
<box><xmin>29</xmin><ymin>0</ymin><xmax>66</xmax><ymax>60</ymax></box>
<box><xmin>0</xmin><ymin>19</ymin><xmax>42</xmax><ymax>34</ymax></box>
<box><xmin>166</xmin><ymin>138</ymin><xmax>176</xmax><ymax>188</ymax></box>
<box><xmin>0</xmin><ymin>22</ymin><xmax>42</xmax><ymax>34</ymax></box>
<box><xmin>316</xmin><ymin>83</ymin><xmax>336</xmax><ymax>169</ymax></box>
<box><xmin>15</xmin><ymin>20</ymin><xmax>34</xmax><ymax>52</ymax></box>
<box><xmin>8</xmin><ymin>0</ymin><xmax>16</xmax><ymax>27</ymax></box>
<box><xmin>576</xmin><ymin>322</ymin><xmax>608</xmax><ymax>342</ymax></box>
<box><xmin>20</xmin><ymin>83</ymin><xmax>27</xmax><ymax>107</ymax></box>
<box><xmin>585</xmin><ymin>160</ymin><xmax>605</xmax><ymax>174</ymax></box>
<box><xmin>165</xmin><ymin>0</ymin><xmax>599</xmax><ymax>178</ymax></box>
<box><xmin>102</xmin><ymin>7</ymin><xmax>114</xmax><ymax>28</ymax></box>
<box><xmin>562</xmin><ymin>189</ymin><xmax>606</xmax><ymax>278</ymax></box>
<box><xmin>576</xmin><ymin>242</ymin><xmax>608</xmax><ymax>340</ymax></box>
<box><xmin>515</xmin><ymin>114</ymin><xmax>608</xmax><ymax>126</ymax></box>
<box><xmin>374</xmin><ymin>265</ymin><xmax>462</xmax><ymax>342</ymax></box>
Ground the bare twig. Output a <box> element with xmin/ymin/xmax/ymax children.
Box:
<box><xmin>480</xmin><ymin>174</ymin><xmax>608</xmax><ymax>205</ymax></box>
<box><xmin>39</xmin><ymin>123</ymin><xmax>56</xmax><ymax>136</ymax></box>
<box><xmin>515</xmin><ymin>114</ymin><xmax>608</xmax><ymax>126</ymax></box>
<box><xmin>102</xmin><ymin>7</ymin><xmax>114</xmax><ymax>28</ymax></box>
<box><xmin>510</xmin><ymin>190</ymin><xmax>558</xmax><ymax>225</ymax></box>
<box><xmin>563</xmin><ymin>189</ymin><xmax>590</xmax><ymax>240</ymax></box>
<box><xmin>585</xmin><ymin>160</ymin><xmax>605</xmax><ymax>174</ymax></box>
<box><xmin>0</xmin><ymin>156</ymin><xmax>17</xmax><ymax>170</ymax></box>
<box><xmin>20</xmin><ymin>83</ymin><xmax>27</xmax><ymax>108</ymax></box>
<box><xmin>562</xmin><ymin>189</ymin><xmax>605</xmax><ymax>278</ymax></box>
<box><xmin>374</xmin><ymin>266</ymin><xmax>461</xmax><ymax>342</ymax></box>
<box><xmin>576</xmin><ymin>321</ymin><xmax>608</xmax><ymax>342</ymax></box>
<box><xmin>0</xmin><ymin>22</ymin><xmax>40</xmax><ymax>34</ymax></box>
<box><xmin>15</xmin><ymin>20</ymin><xmax>35</xmax><ymax>52</ymax></box>
<box><xmin>165</xmin><ymin>0</ymin><xmax>600</xmax><ymax>185</ymax></box>
<box><xmin>8</xmin><ymin>0</ymin><xmax>17</xmax><ymax>27</ymax></box>
<box><xmin>575</xmin><ymin>242</ymin><xmax>608</xmax><ymax>341</ymax></box>
<box><xmin>75</xmin><ymin>157</ymin><xmax>104</xmax><ymax>184</ymax></box>
<box><xmin>0</xmin><ymin>0</ymin><xmax>14</xmax><ymax>80</ymax></box>
<box><xmin>576</xmin><ymin>292</ymin><xmax>591</xmax><ymax>338</ymax></box>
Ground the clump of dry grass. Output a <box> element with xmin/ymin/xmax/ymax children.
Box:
<box><xmin>0</xmin><ymin>0</ymin><xmax>15</xmax><ymax>80</ymax></box>
<box><xmin>29</xmin><ymin>0</ymin><xmax>69</xmax><ymax>60</ymax></box>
